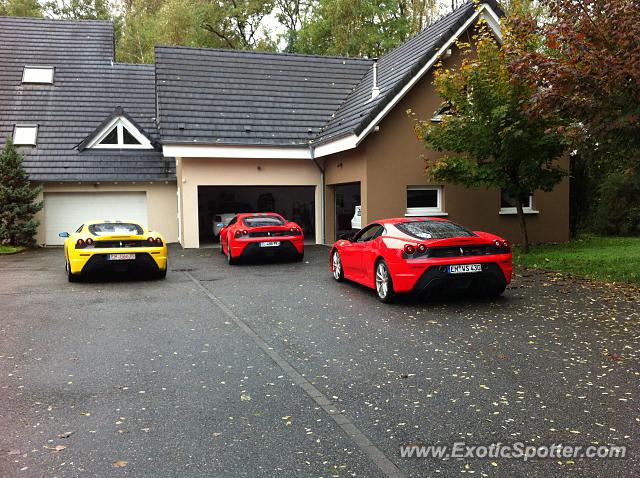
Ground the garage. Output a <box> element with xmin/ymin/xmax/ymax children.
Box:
<box><xmin>44</xmin><ymin>192</ymin><xmax>148</xmax><ymax>245</ymax></box>
<box><xmin>197</xmin><ymin>186</ymin><xmax>315</xmax><ymax>244</ymax></box>
<box><xmin>333</xmin><ymin>182</ymin><xmax>361</xmax><ymax>240</ymax></box>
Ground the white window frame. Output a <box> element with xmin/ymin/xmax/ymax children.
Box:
<box><xmin>499</xmin><ymin>193</ymin><xmax>539</xmax><ymax>215</ymax></box>
<box><xmin>13</xmin><ymin>124</ymin><xmax>38</xmax><ymax>146</ymax></box>
<box><xmin>22</xmin><ymin>66</ymin><xmax>54</xmax><ymax>84</ymax></box>
<box><xmin>87</xmin><ymin>116</ymin><xmax>153</xmax><ymax>149</ymax></box>
<box><xmin>405</xmin><ymin>186</ymin><xmax>447</xmax><ymax>217</ymax></box>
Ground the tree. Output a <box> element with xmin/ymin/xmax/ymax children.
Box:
<box><xmin>413</xmin><ymin>25</ymin><xmax>566</xmax><ymax>252</ymax></box>
<box><xmin>0</xmin><ymin>139</ymin><xmax>43</xmax><ymax>247</ymax></box>
<box><xmin>199</xmin><ymin>0</ymin><xmax>276</xmax><ymax>50</ymax></box>
<box><xmin>508</xmin><ymin>0</ymin><xmax>640</xmax><ymax>172</ymax></box>
<box><xmin>1</xmin><ymin>0</ymin><xmax>43</xmax><ymax>16</ymax></box>
<box><xmin>294</xmin><ymin>0</ymin><xmax>411</xmax><ymax>57</ymax></box>
<box><xmin>43</xmin><ymin>0</ymin><xmax>112</xmax><ymax>19</ymax></box>
<box><xmin>275</xmin><ymin>0</ymin><xmax>313</xmax><ymax>52</ymax></box>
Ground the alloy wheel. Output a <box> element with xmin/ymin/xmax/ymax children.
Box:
<box><xmin>332</xmin><ymin>251</ymin><xmax>342</xmax><ymax>280</ymax></box>
<box><xmin>376</xmin><ymin>262</ymin><xmax>389</xmax><ymax>299</ymax></box>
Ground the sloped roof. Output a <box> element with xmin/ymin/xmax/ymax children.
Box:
<box><xmin>155</xmin><ymin>0</ymin><xmax>500</xmax><ymax>149</ymax></box>
<box><xmin>0</xmin><ymin>16</ymin><xmax>173</xmax><ymax>182</ymax></box>
<box><xmin>316</xmin><ymin>0</ymin><xmax>501</xmax><ymax>143</ymax></box>
<box><xmin>155</xmin><ymin>46</ymin><xmax>372</xmax><ymax>146</ymax></box>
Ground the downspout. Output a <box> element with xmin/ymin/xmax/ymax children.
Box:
<box><xmin>309</xmin><ymin>144</ymin><xmax>325</xmax><ymax>245</ymax></box>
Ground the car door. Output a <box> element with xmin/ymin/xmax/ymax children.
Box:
<box><xmin>344</xmin><ymin>224</ymin><xmax>383</xmax><ymax>282</ymax></box>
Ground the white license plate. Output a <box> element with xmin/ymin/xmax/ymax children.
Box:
<box><xmin>448</xmin><ymin>263</ymin><xmax>482</xmax><ymax>274</ymax></box>
<box><xmin>259</xmin><ymin>241</ymin><xmax>280</xmax><ymax>248</ymax></box>
<box><xmin>107</xmin><ymin>253</ymin><xmax>136</xmax><ymax>261</ymax></box>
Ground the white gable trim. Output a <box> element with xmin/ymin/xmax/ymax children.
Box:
<box><xmin>314</xmin><ymin>3</ymin><xmax>502</xmax><ymax>158</ymax></box>
<box><xmin>88</xmin><ymin>116</ymin><xmax>153</xmax><ymax>149</ymax></box>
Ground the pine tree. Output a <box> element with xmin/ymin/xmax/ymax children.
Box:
<box><xmin>0</xmin><ymin>138</ymin><xmax>43</xmax><ymax>247</ymax></box>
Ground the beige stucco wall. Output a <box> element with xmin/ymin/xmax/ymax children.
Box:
<box><xmin>177</xmin><ymin>157</ymin><xmax>323</xmax><ymax>248</ymax></box>
<box><xmin>35</xmin><ymin>182</ymin><xmax>179</xmax><ymax>245</ymax></box>
<box><xmin>320</xmin><ymin>42</ymin><xmax>570</xmax><ymax>245</ymax></box>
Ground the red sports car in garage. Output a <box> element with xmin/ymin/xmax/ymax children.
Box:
<box><xmin>220</xmin><ymin>213</ymin><xmax>304</xmax><ymax>264</ymax></box>
<box><xmin>330</xmin><ymin>217</ymin><xmax>512</xmax><ymax>302</ymax></box>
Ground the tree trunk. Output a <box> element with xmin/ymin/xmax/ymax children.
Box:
<box><xmin>516</xmin><ymin>202</ymin><xmax>530</xmax><ymax>253</ymax></box>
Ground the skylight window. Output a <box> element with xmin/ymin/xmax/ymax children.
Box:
<box><xmin>22</xmin><ymin>66</ymin><xmax>54</xmax><ymax>84</ymax></box>
<box><xmin>13</xmin><ymin>125</ymin><xmax>38</xmax><ymax>146</ymax></box>
<box><xmin>88</xmin><ymin>117</ymin><xmax>152</xmax><ymax>149</ymax></box>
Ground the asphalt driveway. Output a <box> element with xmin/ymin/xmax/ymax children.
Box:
<box><xmin>0</xmin><ymin>245</ymin><xmax>638</xmax><ymax>477</ymax></box>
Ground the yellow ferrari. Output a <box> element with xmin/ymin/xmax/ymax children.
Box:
<box><xmin>60</xmin><ymin>220</ymin><xmax>168</xmax><ymax>282</ymax></box>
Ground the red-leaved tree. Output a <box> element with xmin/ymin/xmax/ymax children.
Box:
<box><xmin>507</xmin><ymin>0</ymin><xmax>640</xmax><ymax>168</ymax></box>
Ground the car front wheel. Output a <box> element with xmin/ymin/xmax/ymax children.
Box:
<box><xmin>332</xmin><ymin>250</ymin><xmax>344</xmax><ymax>282</ymax></box>
<box><xmin>375</xmin><ymin>260</ymin><xmax>395</xmax><ymax>303</ymax></box>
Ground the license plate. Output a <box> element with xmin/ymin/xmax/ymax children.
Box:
<box><xmin>448</xmin><ymin>263</ymin><xmax>482</xmax><ymax>274</ymax></box>
<box><xmin>259</xmin><ymin>241</ymin><xmax>280</xmax><ymax>248</ymax></box>
<box><xmin>107</xmin><ymin>253</ymin><xmax>136</xmax><ymax>260</ymax></box>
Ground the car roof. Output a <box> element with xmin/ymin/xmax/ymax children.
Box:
<box><xmin>377</xmin><ymin>217</ymin><xmax>451</xmax><ymax>225</ymax></box>
<box><xmin>84</xmin><ymin>219</ymin><xmax>145</xmax><ymax>227</ymax></box>
<box><xmin>237</xmin><ymin>212</ymin><xmax>284</xmax><ymax>219</ymax></box>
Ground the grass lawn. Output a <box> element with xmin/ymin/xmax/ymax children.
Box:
<box><xmin>0</xmin><ymin>245</ymin><xmax>27</xmax><ymax>254</ymax></box>
<box><xmin>513</xmin><ymin>235</ymin><xmax>640</xmax><ymax>286</ymax></box>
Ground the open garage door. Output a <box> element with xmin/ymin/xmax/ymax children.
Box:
<box><xmin>198</xmin><ymin>186</ymin><xmax>315</xmax><ymax>243</ymax></box>
<box><xmin>44</xmin><ymin>192</ymin><xmax>148</xmax><ymax>245</ymax></box>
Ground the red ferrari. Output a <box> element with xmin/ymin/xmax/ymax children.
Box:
<box><xmin>329</xmin><ymin>217</ymin><xmax>512</xmax><ymax>302</ymax></box>
<box><xmin>220</xmin><ymin>213</ymin><xmax>304</xmax><ymax>264</ymax></box>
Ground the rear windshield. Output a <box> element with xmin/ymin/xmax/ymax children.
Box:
<box><xmin>395</xmin><ymin>221</ymin><xmax>476</xmax><ymax>240</ymax></box>
<box><xmin>242</xmin><ymin>215</ymin><xmax>285</xmax><ymax>227</ymax></box>
<box><xmin>88</xmin><ymin>223</ymin><xmax>144</xmax><ymax>236</ymax></box>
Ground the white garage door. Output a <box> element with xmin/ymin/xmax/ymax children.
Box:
<box><xmin>44</xmin><ymin>192</ymin><xmax>148</xmax><ymax>245</ymax></box>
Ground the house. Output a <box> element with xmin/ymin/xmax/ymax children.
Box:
<box><xmin>0</xmin><ymin>0</ymin><xmax>569</xmax><ymax>248</ymax></box>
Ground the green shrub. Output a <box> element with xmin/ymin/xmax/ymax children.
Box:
<box><xmin>591</xmin><ymin>170</ymin><xmax>640</xmax><ymax>236</ymax></box>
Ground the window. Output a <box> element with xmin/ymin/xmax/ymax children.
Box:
<box><xmin>499</xmin><ymin>190</ymin><xmax>537</xmax><ymax>215</ymax></box>
<box><xmin>88</xmin><ymin>222</ymin><xmax>144</xmax><ymax>236</ymax></box>
<box><xmin>406</xmin><ymin>186</ymin><xmax>444</xmax><ymax>216</ymax></box>
<box><xmin>13</xmin><ymin>125</ymin><xmax>38</xmax><ymax>146</ymax></box>
<box><xmin>354</xmin><ymin>224</ymin><xmax>384</xmax><ymax>242</ymax></box>
<box><xmin>87</xmin><ymin>117</ymin><xmax>152</xmax><ymax>149</ymax></box>
<box><xmin>395</xmin><ymin>220</ymin><xmax>476</xmax><ymax>240</ymax></box>
<box><xmin>22</xmin><ymin>66</ymin><xmax>54</xmax><ymax>84</ymax></box>
<box><xmin>242</xmin><ymin>215</ymin><xmax>285</xmax><ymax>227</ymax></box>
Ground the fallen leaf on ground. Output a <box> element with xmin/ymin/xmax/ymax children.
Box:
<box><xmin>58</xmin><ymin>431</ymin><xmax>74</xmax><ymax>438</ymax></box>
<box><xmin>7</xmin><ymin>449</ymin><xmax>20</xmax><ymax>455</ymax></box>
<box><xmin>212</xmin><ymin>432</ymin><xmax>222</xmax><ymax>437</ymax></box>
<box><xmin>112</xmin><ymin>460</ymin><xmax>128</xmax><ymax>468</ymax></box>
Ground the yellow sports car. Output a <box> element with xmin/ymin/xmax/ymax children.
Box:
<box><xmin>60</xmin><ymin>220</ymin><xmax>168</xmax><ymax>282</ymax></box>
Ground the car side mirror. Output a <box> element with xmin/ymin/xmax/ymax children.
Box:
<box><xmin>58</xmin><ymin>232</ymin><xmax>70</xmax><ymax>238</ymax></box>
<box><xmin>337</xmin><ymin>233</ymin><xmax>352</xmax><ymax>241</ymax></box>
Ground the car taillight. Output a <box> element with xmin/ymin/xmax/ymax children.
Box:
<box><xmin>85</xmin><ymin>238</ymin><xmax>94</xmax><ymax>246</ymax></box>
<box><xmin>417</xmin><ymin>244</ymin><xmax>427</xmax><ymax>253</ymax></box>
<box><xmin>235</xmin><ymin>230</ymin><xmax>242</xmax><ymax>238</ymax></box>
<box><xmin>494</xmin><ymin>239</ymin><xmax>511</xmax><ymax>251</ymax></box>
<box><xmin>404</xmin><ymin>244</ymin><xmax>415</xmax><ymax>255</ymax></box>
<box><xmin>75</xmin><ymin>238</ymin><xmax>85</xmax><ymax>248</ymax></box>
<box><xmin>154</xmin><ymin>237</ymin><xmax>163</xmax><ymax>245</ymax></box>
<box><xmin>148</xmin><ymin>237</ymin><xmax>156</xmax><ymax>244</ymax></box>
<box><xmin>290</xmin><ymin>227</ymin><xmax>302</xmax><ymax>235</ymax></box>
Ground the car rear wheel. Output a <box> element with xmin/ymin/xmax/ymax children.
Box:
<box><xmin>332</xmin><ymin>250</ymin><xmax>344</xmax><ymax>281</ymax></box>
<box><xmin>66</xmin><ymin>258</ymin><xmax>80</xmax><ymax>283</ymax></box>
<box><xmin>375</xmin><ymin>260</ymin><xmax>395</xmax><ymax>303</ymax></box>
<box><xmin>294</xmin><ymin>252</ymin><xmax>304</xmax><ymax>262</ymax></box>
<box><xmin>154</xmin><ymin>268</ymin><xmax>167</xmax><ymax>280</ymax></box>
<box><xmin>226</xmin><ymin>241</ymin><xmax>237</xmax><ymax>265</ymax></box>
